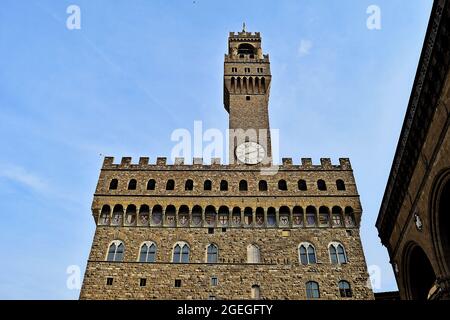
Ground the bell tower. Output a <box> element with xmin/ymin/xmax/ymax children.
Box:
<box><xmin>224</xmin><ymin>26</ymin><xmax>272</xmax><ymax>165</ymax></box>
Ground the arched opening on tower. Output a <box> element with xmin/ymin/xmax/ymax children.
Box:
<box><xmin>405</xmin><ymin>244</ymin><xmax>436</xmax><ymax>300</ymax></box>
<box><xmin>238</xmin><ymin>43</ymin><xmax>256</xmax><ymax>56</ymax></box>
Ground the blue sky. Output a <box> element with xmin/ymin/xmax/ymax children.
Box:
<box><xmin>0</xmin><ymin>0</ymin><xmax>433</xmax><ymax>299</ymax></box>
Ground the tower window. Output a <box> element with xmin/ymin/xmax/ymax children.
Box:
<box><xmin>237</xmin><ymin>43</ymin><xmax>255</xmax><ymax>55</ymax></box>
<box><xmin>211</xmin><ymin>276</ymin><xmax>218</xmax><ymax>286</ymax></box>
<box><xmin>166</xmin><ymin>179</ymin><xmax>175</xmax><ymax>190</ymax></box>
<box><xmin>109</xmin><ymin>179</ymin><xmax>118</xmax><ymax>190</ymax></box>
<box><xmin>106</xmin><ymin>277</ymin><xmax>113</xmax><ymax>286</ymax></box>
<box><xmin>220</xmin><ymin>180</ymin><xmax>228</xmax><ymax>191</ymax></box>
<box><xmin>185</xmin><ymin>179</ymin><xmax>193</xmax><ymax>191</ymax></box>
<box><xmin>239</xmin><ymin>180</ymin><xmax>248</xmax><ymax>191</ymax></box>
<box><xmin>245</xmin><ymin>67</ymin><xmax>250</xmax><ymax>73</ymax></box>
<box><xmin>317</xmin><ymin>179</ymin><xmax>327</xmax><ymax>191</ymax></box>
<box><xmin>204</xmin><ymin>180</ymin><xmax>212</xmax><ymax>191</ymax></box>
<box><xmin>232</xmin><ymin>67</ymin><xmax>237</xmax><ymax>72</ymax></box>
<box><xmin>298</xmin><ymin>179</ymin><xmax>307</xmax><ymax>191</ymax></box>
<box><xmin>128</xmin><ymin>179</ymin><xmax>137</xmax><ymax>190</ymax></box>
<box><xmin>174</xmin><ymin>279</ymin><xmax>182</xmax><ymax>288</ymax></box>
<box><xmin>336</xmin><ymin>179</ymin><xmax>346</xmax><ymax>191</ymax></box>
<box><xmin>259</xmin><ymin>180</ymin><xmax>268</xmax><ymax>191</ymax></box>
<box><xmin>139</xmin><ymin>278</ymin><xmax>147</xmax><ymax>287</ymax></box>
<box><xmin>246</xmin><ymin>96</ymin><xmax>251</xmax><ymax>101</ymax></box>
<box><xmin>147</xmin><ymin>179</ymin><xmax>156</xmax><ymax>190</ymax></box>
<box><xmin>208</xmin><ymin>228</ymin><xmax>214</xmax><ymax>234</ymax></box>
<box><xmin>278</xmin><ymin>180</ymin><xmax>288</xmax><ymax>191</ymax></box>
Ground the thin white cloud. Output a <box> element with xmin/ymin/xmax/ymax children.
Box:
<box><xmin>298</xmin><ymin>39</ymin><xmax>313</xmax><ymax>57</ymax></box>
<box><xmin>0</xmin><ymin>164</ymin><xmax>48</xmax><ymax>194</ymax></box>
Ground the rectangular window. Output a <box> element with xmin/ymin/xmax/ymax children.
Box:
<box><xmin>106</xmin><ymin>277</ymin><xmax>113</xmax><ymax>286</ymax></box>
<box><xmin>222</xmin><ymin>228</ymin><xmax>226</xmax><ymax>232</ymax></box>
<box><xmin>140</xmin><ymin>278</ymin><xmax>147</xmax><ymax>287</ymax></box>
<box><xmin>211</xmin><ymin>276</ymin><xmax>218</xmax><ymax>286</ymax></box>
<box><xmin>175</xmin><ymin>279</ymin><xmax>182</xmax><ymax>288</ymax></box>
<box><xmin>246</xmin><ymin>96</ymin><xmax>251</xmax><ymax>101</ymax></box>
<box><xmin>208</xmin><ymin>228</ymin><xmax>214</xmax><ymax>234</ymax></box>
<box><xmin>208</xmin><ymin>295</ymin><xmax>216</xmax><ymax>300</ymax></box>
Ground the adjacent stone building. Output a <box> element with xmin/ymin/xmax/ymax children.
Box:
<box><xmin>80</xmin><ymin>28</ymin><xmax>374</xmax><ymax>300</ymax></box>
<box><xmin>376</xmin><ymin>0</ymin><xmax>450</xmax><ymax>300</ymax></box>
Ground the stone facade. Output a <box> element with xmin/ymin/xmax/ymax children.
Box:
<box><xmin>80</xmin><ymin>28</ymin><xmax>374</xmax><ymax>300</ymax></box>
<box><xmin>376</xmin><ymin>0</ymin><xmax>450</xmax><ymax>300</ymax></box>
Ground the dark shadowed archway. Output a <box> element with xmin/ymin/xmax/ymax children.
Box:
<box><xmin>405</xmin><ymin>244</ymin><xmax>436</xmax><ymax>300</ymax></box>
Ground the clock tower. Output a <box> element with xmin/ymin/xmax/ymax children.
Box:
<box><xmin>224</xmin><ymin>26</ymin><xmax>272</xmax><ymax>165</ymax></box>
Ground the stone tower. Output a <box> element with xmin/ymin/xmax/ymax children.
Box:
<box><xmin>224</xmin><ymin>29</ymin><xmax>272</xmax><ymax>164</ymax></box>
<box><xmin>79</xmin><ymin>29</ymin><xmax>374</xmax><ymax>300</ymax></box>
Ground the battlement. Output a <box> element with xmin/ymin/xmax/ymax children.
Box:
<box><xmin>224</xmin><ymin>54</ymin><xmax>269</xmax><ymax>62</ymax></box>
<box><xmin>102</xmin><ymin>156</ymin><xmax>352</xmax><ymax>170</ymax></box>
<box><xmin>229</xmin><ymin>31</ymin><xmax>261</xmax><ymax>39</ymax></box>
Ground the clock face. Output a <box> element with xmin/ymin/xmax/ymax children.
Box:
<box><xmin>235</xmin><ymin>142</ymin><xmax>265</xmax><ymax>164</ymax></box>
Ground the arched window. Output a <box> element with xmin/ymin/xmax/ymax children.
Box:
<box><xmin>259</xmin><ymin>180</ymin><xmax>268</xmax><ymax>191</ymax></box>
<box><xmin>220</xmin><ymin>180</ymin><xmax>228</xmax><ymax>191</ymax></box>
<box><xmin>329</xmin><ymin>242</ymin><xmax>348</xmax><ymax>264</ymax></box>
<box><xmin>332</xmin><ymin>206</ymin><xmax>343</xmax><ymax>227</ymax></box>
<box><xmin>299</xmin><ymin>243</ymin><xmax>316</xmax><ymax>265</ymax></box>
<box><xmin>306</xmin><ymin>206</ymin><xmax>317</xmax><ymax>227</ymax></box>
<box><xmin>178</xmin><ymin>205</ymin><xmax>189</xmax><ymax>226</ymax></box>
<box><xmin>139</xmin><ymin>242</ymin><xmax>156</xmax><ymax>262</ymax></box>
<box><xmin>232</xmin><ymin>207</ymin><xmax>241</xmax><ymax>226</ymax></box>
<box><xmin>298</xmin><ymin>179</ymin><xmax>307</xmax><ymax>191</ymax></box>
<box><xmin>107</xmin><ymin>240</ymin><xmax>124</xmax><ymax>262</ymax></box>
<box><xmin>336</xmin><ymin>179</ymin><xmax>346</xmax><ymax>191</ymax></box>
<box><xmin>278</xmin><ymin>179</ymin><xmax>287</xmax><ymax>191</ymax></box>
<box><xmin>293</xmin><ymin>206</ymin><xmax>304</xmax><ymax>227</ymax></box>
<box><xmin>267</xmin><ymin>207</ymin><xmax>276</xmax><ymax>226</ymax></box>
<box><xmin>251</xmin><ymin>285</ymin><xmax>260</xmax><ymax>299</ymax></box>
<box><xmin>244</xmin><ymin>207</ymin><xmax>253</xmax><ymax>226</ymax></box>
<box><xmin>247</xmin><ymin>244</ymin><xmax>260</xmax><ymax>263</ymax></box>
<box><xmin>238</xmin><ymin>43</ymin><xmax>256</xmax><ymax>55</ymax></box>
<box><xmin>205</xmin><ymin>205</ymin><xmax>216</xmax><ymax>227</ymax></box>
<box><xmin>319</xmin><ymin>206</ymin><xmax>330</xmax><ymax>226</ymax></box>
<box><xmin>166</xmin><ymin>179</ymin><xmax>175</xmax><ymax>190</ymax></box>
<box><xmin>165</xmin><ymin>205</ymin><xmax>176</xmax><ymax>226</ymax></box>
<box><xmin>306</xmin><ymin>281</ymin><xmax>320</xmax><ymax>299</ymax></box>
<box><xmin>192</xmin><ymin>205</ymin><xmax>202</xmax><ymax>226</ymax></box>
<box><xmin>109</xmin><ymin>179</ymin><xmax>118</xmax><ymax>190</ymax></box>
<box><xmin>338</xmin><ymin>280</ymin><xmax>352</xmax><ymax>297</ymax></box>
<box><xmin>173</xmin><ymin>242</ymin><xmax>189</xmax><ymax>263</ymax></box>
<box><xmin>255</xmin><ymin>207</ymin><xmax>264</xmax><ymax>226</ymax></box>
<box><xmin>151</xmin><ymin>205</ymin><xmax>163</xmax><ymax>225</ymax></box>
<box><xmin>218</xmin><ymin>206</ymin><xmax>229</xmax><ymax>226</ymax></box>
<box><xmin>185</xmin><ymin>179</ymin><xmax>193</xmax><ymax>191</ymax></box>
<box><xmin>138</xmin><ymin>205</ymin><xmax>149</xmax><ymax>226</ymax></box>
<box><xmin>239</xmin><ymin>180</ymin><xmax>248</xmax><ymax>191</ymax></box>
<box><xmin>207</xmin><ymin>244</ymin><xmax>218</xmax><ymax>263</ymax></box>
<box><xmin>204</xmin><ymin>180</ymin><xmax>212</xmax><ymax>191</ymax></box>
<box><xmin>147</xmin><ymin>179</ymin><xmax>156</xmax><ymax>190</ymax></box>
<box><xmin>279</xmin><ymin>206</ymin><xmax>290</xmax><ymax>226</ymax></box>
<box><xmin>125</xmin><ymin>205</ymin><xmax>137</xmax><ymax>226</ymax></box>
<box><xmin>99</xmin><ymin>205</ymin><xmax>111</xmax><ymax>225</ymax></box>
<box><xmin>128</xmin><ymin>179</ymin><xmax>137</xmax><ymax>190</ymax></box>
<box><xmin>317</xmin><ymin>179</ymin><xmax>327</xmax><ymax>191</ymax></box>
<box><xmin>112</xmin><ymin>204</ymin><xmax>124</xmax><ymax>226</ymax></box>
<box><xmin>345</xmin><ymin>207</ymin><xmax>356</xmax><ymax>227</ymax></box>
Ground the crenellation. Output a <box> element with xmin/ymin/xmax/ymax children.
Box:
<box><xmin>139</xmin><ymin>157</ymin><xmax>149</xmax><ymax>165</ymax></box>
<box><xmin>174</xmin><ymin>157</ymin><xmax>184</xmax><ymax>165</ymax></box>
<box><xmin>156</xmin><ymin>157</ymin><xmax>167</xmax><ymax>166</ymax></box>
